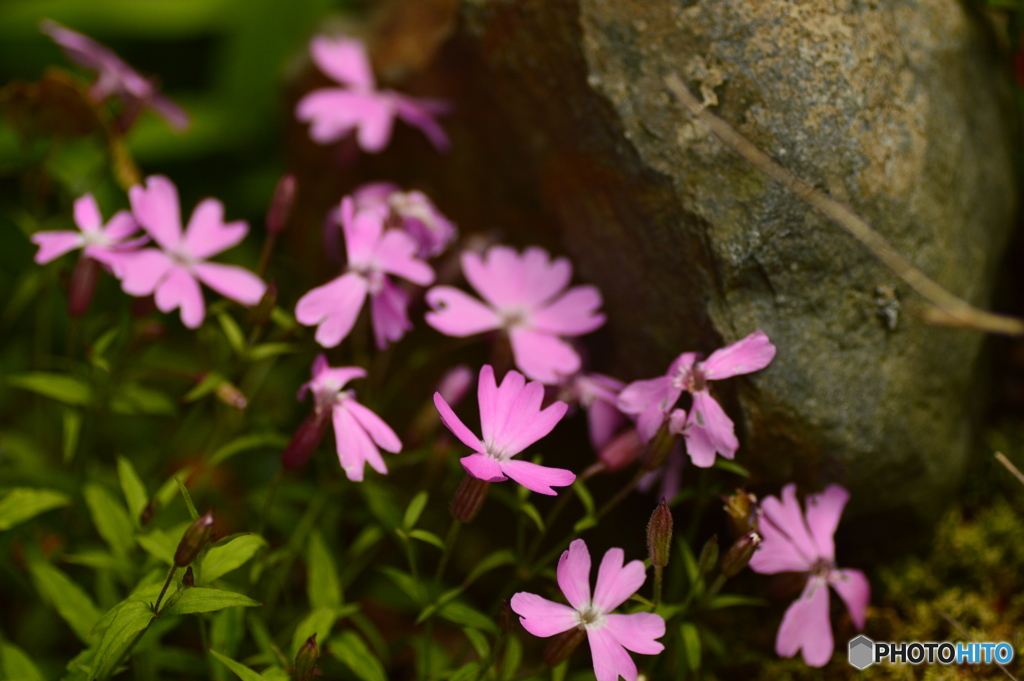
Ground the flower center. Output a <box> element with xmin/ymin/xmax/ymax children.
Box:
<box><xmin>810</xmin><ymin>557</ymin><xmax>835</xmax><ymax>578</ymax></box>
<box><xmin>499</xmin><ymin>307</ymin><xmax>529</xmax><ymax>329</ymax></box>
<box><xmin>672</xmin><ymin>363</ymin><xmax>707</xmax><ymax>393</ymax></box>
<box><xmin>574</xmin><ymin>605</ymin><xmax>607</xmax><ymax>630</ymax></box>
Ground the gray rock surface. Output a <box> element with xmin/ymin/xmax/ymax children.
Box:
<box><xmin>454</xmin><ymin>0</ymin><xmax>1017</xmax><ymax>515</ymax></box>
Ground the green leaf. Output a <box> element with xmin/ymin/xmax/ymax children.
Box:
<box><xmin>210</xmin><ymin>607</ymin><xmax>246</xmax><ymax>675</ymax></box>
<box><xmin>330</xmin><ymin>631</ymin><xmax>386</xmax><ymax>681</ymax></box>
<box><xmin>402</xmin><ymin>492</ymin><xmax>428</xmax><ymax>531</ymax></box>
<box><xmin>7</xmin><ymin>372</ymin><xmax>92</xmax><ymax>405</ymax></box>
<box><xmin>209</xmin><ymin>432</ymin><xmax>288</xmax><ymax>466</ymax></box>
<box><xmin>713</xmin><ymin>459</ymin><xmax>749</xmax><ymax>478</ymax></box>
<box><xmin>63</xmin><ymin>550</ymin><xmax>123</xmax><ymax>571</ymax></box>
<box><xmin>160</xmin><ymin>587</ymin><xmax>261</xmax><ymax>616</ymax></box>
<box><xmin>501</xmin><ymin>635</ymin><xmax>522</xmax><ymax>681</ymax></box>
<box><xmin>175</xmin><ymin>478</ymin><xmax>200</xmax><ymax>521</ymax></box>
<box><xmin>449</xmin><ymin>662</ymin><xmax>481</xmax><ymax>681</ymax></box>
<box><xmin>463</xmin><ymin>628</ymin><xmax>489</xmax><ymax>659</ymax></box>
<box><xmin>290</xmin><ymin>606</ymin><xmax>336</xmax><ymax>659</ymax></box>
<box><xmin>110</xmin><ymin>383</ymin><xmax>176</xmax><ymax>415</ymax></box>
<box><xmin>572</xmin><ymin>515</ymin><xmax>597</xmax><ymax>533</ymax></box>
<box><xmin>28</xmin><ymin>559</ymin><xmax>102</xmax><ymax>642</ymax></box>
<box><xmin>63</xmin><ymin>408</ymin><xmax>82</xmax><ymax>463</ymax></box>
<box><xmin>117</xmin><ymin>456</ymin><xmax>149</xmax><ymax>528</ymax></box>
<box><xmin>247</xmin><ymin>342</ymin><xmax>299</xmax><ymax>361</ymax></box>
<box><xmin>92</xmin><ymin>327</ymin><xmax>120</xmax><ymax>356</ymax></box>
<box><xmin>408</xmin><ymin>529</ymin><xmax>445</xmax><ymax>549</ymax></box>
<box><xmin>209</xmin><ymin>649</ymin><xmax>266</xmax><ymax>681</ymax></box>
<box><xmin>439</xmin><ymin>601</ymin><xmax>497</xmax><ymax>634</ymax></box>
<box><xmin>573</xmin><ymin>479</ymin><xmax>595</xmax><ymax>516</ymax></box>
<box><xmin>182</xmin><ymin>372</ymin><xmax>227</xmax><ymax>403</ymax></box>
<box><xmin>218</xmin><ymin>312</ymin><xmax>247</xmax><ymax>355</ymax></box>
<box><xmin>465</xmin><ymin>549</ymin><xmax>516</xmax><ymax>585</ymax></box>
<box><xmin>378</xmin><ymin>566</ymin><xmax>420</xmax><ymax>604</ymax></box>
<box><xmin>706</xmin><ymin>594</ymin><xmax>768</xmax><ymax>610</ymax></box>
<box><xmin>519</xmin><ymin>502</ymin><xmax>544</xmax><ymax>533</ymax></box>
<box><xmin>680</xmin><ymin>622</ymin><xmax>701</xmax><ymax>673</ymax></box>
<box><xmin>200</xmin><ymin>534</ymin><xmax>266</xmax><ymax>584</ymax></box>
<box><xmin>0</xmin><ymin>640</ymin><xmax>45</xmax><ymax>681</ymax></box>
<box><xmin>90</xmin><ymin>600</ymin><xmax>154</xmax><ymax>680</ymax></box>
<box><xmin>678</xmin><ymin>538</ymin><xmax>699</xmax><ymax>586</ymax></box>
<box><xmin>307</xmin><ymin>530</ymin><xmax>341</xmax><ymax>609</ymax></box>
<box><xmin>415</xmin><ymin>587</ymin><xmax>461</xmax><ymax>624</ymax></box>
<box><xmin>137</xmin><ymin>524</ymin><xmax>187</xmax><ymax>566</ymax></box>
<box><xmin>0</xmin><ymin>487</ymin><xmax>69</xmax><ymax>531</ymax></box>
<box><xmin>84</xmin><ymin>484</ymin><xmax>135</xmax><ymax>557</ymax></box>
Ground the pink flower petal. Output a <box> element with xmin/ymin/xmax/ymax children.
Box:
<box><xmin>129</xmin><ymin>175</ymin><xmax>182</xmax><ymax>250</ymax></box>
<box><xmin>148</xmin><ymin>92</ymin><xmax>190</xmax><ymax>131</ymax></box>
<box><xmin>193</xmin><ymin>263</ymin><xmax>266</xmax><ymax>306</ymax></box>
<box><xmin>556</xmin><ymin>538</ymin><xmax>591</xmax><ymax>610</ymax></box>
<box><xmin>519</xmin><ymin>247</ymin><xmax>572</xmax><ymax>307</ymax></box>
<box><xmin>776</xmin><ymin>576</ymin><xmax>833</xmax><ymax>667</ymax></box>
<box><xmin>592</xmin><ymin>548</ymin><xmax>646</xmax><ymax>613</ymax></box>
<box><xmin>829</xmin><ymin>568</ymin><xmax>869</xmax><ymax>631</ymax></box>
<box><xmin>116</xmin><ymin>249</ymin><xmax>174</xmax><ymax>296</ymax></box>
<box><xmin>182</xmin><ymin>198</ymin><xmax>248</xmax><ymax>260</ymax></box>
<box><xmin>425</xmin><ymin>286</ymin><xmax>501</xmax><ymax>336</ymax></box>
<box><xmin>804</xmin><ymin>485</ymin><xmax>850</xmax><ymax>561</ymax></box>
<box><xmin>332</xmin><ymin>403</ymin><xmax>388</xmax><ymax>481</ymax></box>
<box><xmin>295</xmin><ymin>89</ymin><xmax>394</xmax><ymax>149</ymax></box>
<box><xmin>701</xmin><ymin>330</ymin><xmax>776</xmax><ymax>380</ymax></box>
<box><xmin>460</xmin><ymin>453</ymin><xmax>507</xmax><ymax>482</ymax></box>
<box><xmin>605</xmin><ymin>613</ymin><xmax>666</xmax><ymax>655</ymax></box>
<box><xmin>509</xmin><ymin>592</ymin><xmax>577</xmax><ymax>638</ymax></box>
<box><xmin>685</xmin><ymin>391</ymin><xmax>738</xmax><ymax>463</ymax></box>
<box><xmin>31</xmin><ymin>231</ymin><xmax>84</xmax><ymax>264</ymax></box>
<box><xmin>490</xmin><ymin>374</ymin><xmax>568</xmax><ymax>457</ymax></box>
<box><xmin>73</xmin><ymin>194</ymin><xmax>102</xmax><ymax>233</ymax></box>
<box><xmin>500</xmin><ymin>459</ymin><xmax>575</xmax><ymax>495</ymax></box>
<box><xmin>295</xmin><ymin>272</ymin><xmax>369</xmax><ymax>348</ymax></box>
<box><xmin>154</xmin><ymin>266</ymin><xmax>205</xmax><ymax>328</ymax></box>
<box><xmin>370</xmin><ymin>277</ymin><xmax>412</xmax><ymax>349</ymax></box>
<box><xmin>531</xmin><ymin>285</ymin><xmax>606</xmax><ymax>336</ymax></box>
<box><xmin>340</xmin><ymin>197</ymin><xmax>382</xmax><ymax>267</ymax></box>
<box><xmin>102</xmin><ymin>210</ymin><xmax>140</xmax><ymax>241</ymax></box>
<box><xmin>616</xmin><ymin>376</ymin><xmax>678</xmax><ymax>417</ymax></box>
<box><xmin>356</xmin><ymin>98</ymin><xmax>397</xmax><ymax>153</ymax></box>
<box><xmin>345</xmin><ymin>399</ymin><xmax>402</xmax><ymax>453</ymax></box>
<box><xmin>477</xmin><ymin>364</ymin><xmax>514</xmax><ymax>448</ymax></box>
<box><xmin>393</xmin><ymin>94</ymin><xmax>451</xmax><ymax>152</ymax></box>
<box><xmin>461</xmin><ymin>246</ymin><xmax>521</xmax><ymax>309</ymax></box>
<box><xmin>683</xmin><ymin>416</ymin><xmax>719</xmax><ymax>468</ymax></box>
<box><xmin>433</xmin><ymin>392</ymin><xmax>485</xmax><ymax>452</ymax></box>
<box><xmin>749</xmin><ymin>484</ymin><xmax>818</xmax><ymax>574</ymax></box>
<box><xmin>588</xmin><ymin>398</ymin><xmax>628</xmax><ymax>451</ymax></box>
<box><xmin>374</xmin><ymin>230</ymin><xmax>435</xmax><ymax>285</ymax></box>
<box><xmin>586</xmin><ymin>627</ymin><xmax>638</xmax><ymax>681</ymax></box>
<box><xmin>309</xmin><ymin>34</ymin><xmax>375</xmax><ymax>89</ymax></box>
<box><xmin>509</xmin><ymin>328</ymin><xmax>582</xmax><ymax>384</ymax></box>
<box><xmin>636</xmin><ymin>405</ymin><xmax>666</xmax><ymax>445</ymax></box>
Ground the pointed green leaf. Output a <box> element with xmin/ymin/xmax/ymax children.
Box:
<box><xmin>330</xmin><ymin>631</ymin><xmax>386</xmax><ymax>681</ymax></box>
<box><xmin>407</xmin><ymin>529</ymin><xmax>445</xmax><ymax>549</ymax></box>
<box><xmin>402</xmin><ymin>492</ymin><xmax>428</xmax><ymax>531</ymax></box>
<box><xmin>462</xmin><ymin>628</ymin><xmax>489</xmax><ymax>659</ymax></box>
<box><xmin>519</xmin><ymin>502</ymin><xmax>544</xmax><ymax>533</ymax></box>
<box><xmin>110</xmin><ymin>383</ymin><xmax>175</xmax><ymax>415</ymax></box>
<box><xmin>465</xmin><ymin>549</ymin><xmax>515</xmax><ymax>585</ymax></box>
<box><xmin>680</xmin><ymin>622</ymin><xmax>701</xmax><ymax>672</ymax></box>
<box><xmin>200</xmin><ymin>534</ymin><xmax>267</xmax><ymax>584</ymax></box>
<box><xmin>450</xmin><ymin>662</ymin><xmax>481</xmax><ymax>681</ymax></box>
<box><xmin>217</xmin><ymin>312</ymin><xmax>247</xmax><ymax>355</ymax></box>
<box><xmin>175</xmin><ymin>478</ymin><xmax>199</xmax><ymax>521</ymax></box>
<box><xmin>290</xmin><ymin>606</ymin><xmax>336</xmax><ymax>659</ymax></box>
<box><xmin>209</xmin><ymin>649</ymin><xmax>267</xmax><ymax>681</ymax></box>
<box><xmin>137</xmin><ymin>524</ymin><xmax>188</xmax><ymax>566</ymax></box>
<box><xmin>90</xmin><ymin>600</ymin><xmax>154</xmax><ymax>680</ymax></box>
<box><xmin>501</xmin><ymin>635</ymin><xmax>522</xmax><ymax>680</ymax></box>
<box><xmin>117</xmin><ymin>456</ymin><xmax>149</xmax><ymax>528</ymax></box>
<box><xmin>209</xmin><ymin>432</ymin><xmax>288</xmax><ymax>466</ymax></box>
<box><xmin>247</xmin><ymin>342</ymin><xmax>298</xmax><ymax>361</ymax></box>
<box><xmin>28</xmin><ymin>559</ymin><xmax>102</xmax><ymax>642</ymax></box>
<box><xmin>63</xmin><ymin>408</ymin><xmax>82</xmax><ymax>463</ymax></box>
<box><xmin>84</xmin><ymin>484</ymin><xmax>135</xmax><ymax>556</ymax></box>
<box><xmin>0</xmin><ymin>488</ymin><xmax>69</xmax><ymax>531</ymax></box>
<box><xmin>7</xmin><ymin>372</ymin><xmax>92</xmax><ymax>405</ymax></box>
<box><xmin>439</xmin><ymin>601</ymin><xmax>497</xmax><ymax>634</ymax></box>
<box><xmin>307</xmin><ymin>530</ymin><xmax>341</xmax><ymax>609</ymax></box>
<box><xmin>160</xmin><ymin>588</ymin><xmax>261</xmax><ymax>616</ymax></box>
<box><xmin>0</xmin><ymin>640</ymin><xmax>45</xmax><ymax>681</ymax></box>
<box><xmin>706</xmin><ymin>594</ymin><xmax>768</xmax><ymax>610</ymax></box>
<box><xmin>182</xmin><ymin>372</ymin><xmax>227</xmax><ymax>403</ymax></box>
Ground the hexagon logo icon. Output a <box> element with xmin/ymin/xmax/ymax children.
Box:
<box><xmin>848</xmin><ymin>635</ymin><xmax>874</xmax><ymax>670</ymax></box>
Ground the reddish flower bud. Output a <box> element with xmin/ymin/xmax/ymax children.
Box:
<box><xmin>140</xmin><ymin>499</ymin><xmax>156</xmax><ymax>526</ymax></box>
<box><xmin>721</xmin><ymin>531</ymin><xmax>761</xmax><ymax>577</ymax></box>
<box><xmin>293</xmin><ymin>634</ymin><xmax>319</xmax><ymax>681</ymax></box>
<box><xmin>646</xmin><ymin>498</ymin><xmax>673</xmax><ymax>568</ymax></box>
<box><xmin>450</xmin><ymin>474</ymin><xmax>490</xmax><ymax>523</ymax></box>
<box><xmin>641</xmin><ymin>423</ymin><xmax>677</xmax><ymax>471</ymax></box>
<box><xmin>182</xmin><ymin>565</ymin><xmax>194</xmax><ymax>587</ymax></box>
<box><xmin>249</xmin><ymin>281</ymin><xmax>278</xmax><ymax>328</ymax></box>
<box><xmin>543</xmin><ymin>626</ymin><xmax>587</xmax><ymax>667</ymax></box>
<box><xmin>697</xmin><ymin>535</ymin><xmax>719</xmax><ymax>577</ymax></box>
<box><xmin>498</xmin><ymin>600</ymin><xmax>513</xmax><ymax>634</ymax></box>
<box><xmin>174</xmin><ymin>510</ymin><xmax>215</xmax><ymax>567</ymax></box>
<box><xmin>67</xmin><ymin>255</ymin><xmax>100</xmax><ymax>318</ymax></box>
<box><xmin>598</xmin><ymin>428</ymin><xmax>644</xmax><ymax>473</ymax></box>
<box><xmin>266</xmin><ymin>174</ymin><xmax>297</xmax><ymax>236</ymax></box>
<box><xmin>282</xmin><ymin>410</ymin><xmax>331</xmax><ymax>469</ymax></box>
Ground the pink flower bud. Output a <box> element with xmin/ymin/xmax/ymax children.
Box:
<box><xmin>450</xmin><ymin>474</ymin><xmax>490</xmax><ymax>523</ymax></box>
<box><xmin>174</xmin><ymin>510</ymin><xmax>215</xmax><ymax>567</ymax></box>
<box><xmin>266</xmin><ymin>175</ymin><xmax>297</xmax><ymax>235</ymax></box>
<box><xmin>282</xmin><ymin>410</ymin><xmax>331</xmax><ymax>469</ymax></box>
<box><xmin>647</xmin><ymin>498</ymin><xmax>673</xmax><ymax>568</ymax></box>
<box><xmin>437</xmin><ymin>364</ymin><xmax>473</xmax><ymax>407</ymax></box>
<box><xmin>597</xmin><ymin>428</ymin><xmax>643</xmax><ymax>473</ymax></box>
<box><xmin>67</xmin><ymin>255</ymin><xmax>100</xmax><ymax>318</ymax></box>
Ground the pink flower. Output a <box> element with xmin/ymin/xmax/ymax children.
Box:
<box><xmin>425</xmin><ymin>246</ymin><xmax>606</xmax><ymax>384</ymax></box>
<box><xmin>297</xmin><ymin>354</ymin><xmax>402</xmax><ymax>481</ymax></box>
<box><xmin>295</xmin><ymin>197</ymin><xmax>435</xmax><ymax>349</ymax></box>
<box><xmin>31</xmin><ymin>193</ymin><xmax>143</xmax><ymax>267</ymax></box>
<box><xmin>295</xmin><ymin>35</ymin><xmax>449</xmax><ymax>153</ymax></box>
<box><xmin>353</xmin><ymin>182</ymin><xmax>457</xmax><ymax>258</ymax></box>
<box><xmin>41</xmin><ymin>20</ymin><xmax>188</xmax><ymax>130</ymax></box>
<box><xmin>433</xmin><ymin>365</ymin><xmax>575</xmax><ymax>495</ymax></box>
<box><xmin>560</xmin><ymin>372</ymin><xmax>628</xmax><ymax>451</ymax></box>
<box><xmin>617</xmin><ymin>330</ymin><xmax>776</xmax><ymax>467</ymax></box>
<box><xmin>749</xmin><ymin>484</ymin><xmax>870</xmax><ymax>667</ymax></box>
<box><xmin>511</xmin><ymin>539</ymin><xmax>665</xmax><ymax>681</ymax></box>
<box><xmin>115</xmin><ymin>175</ymin><xmax>267</xmax><ymax>329</ymax></box>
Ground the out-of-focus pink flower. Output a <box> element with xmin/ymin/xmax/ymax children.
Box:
<box><xmin>749</xmin><ymin>484</ymin><xmax>869</xmax><ymax>667</ymax></box>
<box><xmin>436</xmin><ymin>364</ymin><xmax>474</xmax><ymax>407</ymax></box>
<box><xmin>41</xmin><ymin>20</ymin><xmax>189</xmax><ymax>130</ymax></box>
<box><xmin>637</xmin><ymin>440</ymin><xmax>686</xmax><ymax>501</ymax></box>
<box><xmin>115</xmin><ymin>175</ymin><xmax>267</xmax><ymax>329</ymax></box>
<box><xmin>433</xmin><ymin>365</ymin><xmax>574</xmax><ymax>495</ymax></box>
<box><xmin>617</xmin><ymin>330</ymin><xmax>776</xmax><ymax>467</ymax></box>
<box><xmin>354</xmin><ymin>182</ymin><xmax>456</xmax><ymax>259</ymax></box>
<box><xmin>561</xmin><ymin>372</ymin><xmax>627</xmax><ymax>450</ymax></box>
<box><xmin>511</xmin><ymin>539</ymin><xmax>665</xmax><ymax>681</ymax></box>
<box><xmin>31</xmin><ymin>193</ymin><xmax>143</xmax><ymax>267</ymax></box>
<box><xmin>296</xmin><ymin>197</ymin><xmax>435</xmax><ymax>349</ymax></box>
<box><xmin>295</xmin><ymin>35</ymin><xmax>449</xmax><ymax>153</ymax></box>
<box><xmin>295</xmin><ymin>354</ymin><xmax>401</xmax><ymax>481</ymax></box>
<box><xmin>425</xmin><ymin>246</ymin><xmax>606</xmax><ymax>384</ymax></box>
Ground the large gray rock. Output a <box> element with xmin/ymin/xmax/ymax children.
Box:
<box><xmin>452</xmin><ymin>0</ymin><xmax>1017</xmax><ymax>515</ymax></box>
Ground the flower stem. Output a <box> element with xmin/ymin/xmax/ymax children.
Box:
<box><xmin>152</xmin><ymin>565</ymin><xmax>178</xmax><ymax>613</ymax></box>
<box><xmin>435</xmin><ymin>519</ymin><xmax>462</xmax><ymax>584</ymax></box>
<box><xmin>653</xmin><ymin>565</ymin><xmax>664</xmax><ymax>606</ymax></box>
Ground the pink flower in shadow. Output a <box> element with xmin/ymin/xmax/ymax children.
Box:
<box><xmin>353</xmin><ymin>182</ymin><xmax>457</xmax><ymax>259</ymax></box>
<box><xmin>31</xmin><ymin>193</ymin><xmax>143</xmax><ymax>268</ymax></box>
<box><xmin>425</xmin><ymin>246</ymin><xmax>606</xmax><ymax>384</ymax></box>
<box><xmin>511</xmin><ymin>539</ymin><xmax>665</xmax><ymax>681</ymax></box>
<box><xmin>749</xmin><ymin>484</ymin><xmax>870</xmax><ymax>667</ymax></box>
<box><xmin>115</xmin><ymin>175</ymin><xmax>266</xmax><ymax>328</ymax></box>
<box><xmin>433</xmin><ymin>365</ymin><xmax>574</xmax><ymax>495</ymax></box>
<box><xmin>296</xmin><ymin>197</ymin><xmax>435</xmax><ymax>349</ymax></box>
<box><xmin>295</xmin><ymin>35</ymin><xmax>449</xmax><ymax>153</ymax></box>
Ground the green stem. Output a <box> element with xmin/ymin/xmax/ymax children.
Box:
<box><xmin>435</xmin><ymin>519</ymin><xmax>461</xmax><ymax>584</ymax></box>
<box><xmin>523</xmin><ymin>463</ymin><xmax>603</xmax><ymax>567</ymax></box>
<box><xmin>653</xmin><ymin>565</ymin><xmax>664</xmax><ymax>607</ymax></box>
<box><xmin>152</xmin><ymin>565</ymin><xmax>178</xmax><ymax>613</ymax></box>
<box><xmin>255</xmin><ymin>468</ymin><xmax>283</xmax><ymax>537</ymax></box>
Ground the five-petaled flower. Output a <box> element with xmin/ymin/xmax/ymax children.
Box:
<box><xmin>433</xmin><ymin>365</ymin><xmax>575</xmax><ymax>495</ymax></box>
<box><xmin>511</xmin><ymin>538</ymin><xmax>666</xmax><ymax>681</ymax></box>
<box><xmin>115</xmin><ymin>175</ymin><xmax>267</xmax><ymax>328</ymax></box>
<box><xmin>617</xmin><ymin>330</ymin><xmax>776</xmax><ymax>467</ymax></box>
<box><xmin>749</xmin><ymin>484</ymin><xmax>870</xmax><ymax>667</ymax></box>
<box><xmin>296</xmin><ymin>196</ymin><xmax>435</xmax><ymax>349</ymax></box>
<box><xmin>295</xmin><ymin>35</ymin><xmax>450</xmax><ymax>153</ymax></box>
<box><xmin>41</xmin><ymin>20</ymin><xmax>188</xmax><ymax>130</ymax></box>
<box><xmin>31</xmin><ymin>193</ymin><xmax>143</xmax><ymax>268</ymax></box>
<box><xmin>425</xmin><ymin>246</ymin><xmax>606</xmax><ymax>384</ymax></box>
<box><xmin>559</xmin><ymin>372</ymin><xmax>628</xmax><ymax>451</ymax></box>
<box><xmin>353</xmin><ymin>182</ymin><xmax>456</xmax><ymax>259</ymax></box>
<box><xmin>297</xmin><ymin>354</ymin><xmax>402</xmax><ymax>481</ymax></box>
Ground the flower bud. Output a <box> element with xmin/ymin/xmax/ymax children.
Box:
<box><xmin>173</xmin><ymin>510</ymin><xmax>215</xmax><ymax>567</ymax></box>
<box><xmin>437</xmin><ymin>365</ymin><xmax>473</xmax><ymax>407</ymax></box>
<box><xmin>646</xmin><ymin>498</ymin><xmax>673</xmax><ymax>568</ymax></box>
<box><xmin>68</xmin><ymin>255</ymin><xmax>100</xmax><ymax>318</ymax></box>
<box><xmin>723</xmin><ymin>489</ymin><xmax>759</xmax><ymax>537</ymax></box>
<box><xmin>215</xmin><ymin>381</ymin><xmax>248</xmax><ymax>410</ymax></box>
<box><xmin>282</xmin><ymin>410</ymin><xmax>331</xmax><ymax>469</ymax></box>
<box><xmin>249</xmin><ymin>281</ymin><xmax>278</xmax><ymax>328</ymax></box>
<box><xmin>542</xmin><ymin>626</ymin><xmax>586</xmax><ymax>667</ymax></box>
<box><xmin>182</xmin><ymin>566</ymin><xmax>194</xmax><ymax>588</ymax></box>
<box><xmin>266</xmin><ymin>174</ymin><xmax>297</xmax><ymax>236</ymax></box>
<box><xmin>697</xmin><ymin>535</ymin><xmax>719</xmax><ymax>577</ymax></box>
<box><xmin>721</xmin><ymin>531</ymin><xmax>761</xmax><ymax>577</ymax></box>
<box><xmin>598</xmin><ymin>428</ymin><xmax>644</xmax><ymax>473</ymax></box>
<box><xmin>498</xmin><ymin>600</ymin><xmax>512</xmax><ymax>634</ymax></box>
<box><xmin>140</xmin><ymin>499</ymin><xmax>156</xmax><ymax>526</ymax></box>
<box><xmin>292</xmin><ymin>634</ymin><xmax>319</xmax><ymax>681</ymax></box>
<box><xmin>450</xmin><ymin>475</ymin><xmax>490</xmax><ymax>523</ymax></box>
<box><xmin>641</xmin><ymin>423</ymin><xmax>677</xmax><ymax>471</ymax></box>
